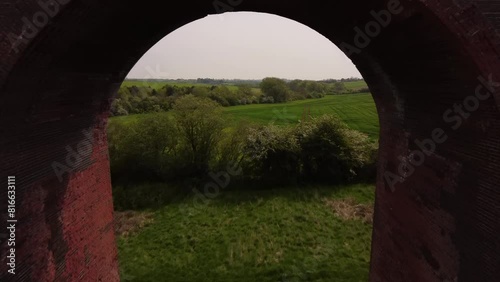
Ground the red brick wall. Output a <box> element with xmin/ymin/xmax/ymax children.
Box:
<box><xmin>0</xmin><ymin>0</ymin><xmax>498</xmax><ymax>281</ymax></box>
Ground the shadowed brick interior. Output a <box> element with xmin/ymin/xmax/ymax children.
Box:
<box><xmin>0</xmin><ymin>0</ymin><xmax>499</xmax><ymax>281</ymax></box>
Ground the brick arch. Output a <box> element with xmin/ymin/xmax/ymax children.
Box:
<box><xmin>1</xmin><ymin>0</ymin><xmax>499</xmax><ymax>281</ymax></box>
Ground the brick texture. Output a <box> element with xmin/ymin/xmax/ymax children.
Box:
<box><xmin>0</xmin><ymin>0</ymin><xmax>499</xmax><ymax>281</ymax></box>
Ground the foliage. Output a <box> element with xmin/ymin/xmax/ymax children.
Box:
<box><xmin>108</xmin><ymin>96</ymin><xmax>227</xmax><ymax>185</ymax></box>
<box><xmin>111</xmin><ymin>78</ymin><xmax>340</xmax><ymax>117</ymax></box>
<box><xmin>107</xmin><ymin>112</ymin><xmax>178</xmax><ymax>183</ymax></box>
<box><xmin>242</xmin><ymin>125</ymin><xmax>301</xmax><ymax>185</ymax></box>
<box><xmin>297</xmin><ymin>115</ymin><xmax>376</xmax><ymax>184</ymax></box>
<box><xmin>241</xmin><ymin>115</ymin><xmax>377</xmax><ymax>185</ymax></box>
<box><xmin>260</xmin><ymin>77</ymin><xmax>291</xmax><ymax>103</ymax></box>
<box><xmin>214</xmin><ymin>122</ymin><xmax>251</xmax><ymax>172</ymax></box>
<box><xmin>172</xmin><ymin>95</ymin><xmax>226</xmax><ymax>177</ymax></box>
<box><xmin>109</xmin><ymin>112</ymin><xmax>377</xmax><ymax>189</ymax></box>
<box><xmin>331</xmin><ymin>81</ymin><xmax>347</xmax><ymax>94</ymax></box>
<box><xmin>108</xmin><ymin>94</ymin><xmax>379</xmax><ymax>192</ymax></box>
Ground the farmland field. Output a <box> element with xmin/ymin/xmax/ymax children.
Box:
<box><xmin>109</xmin><ymin>93</ymin><xmax>379</xmax><ymax>139</ymax></box>
<box><xmin>344</xmin><ymin>80</ymin><xmax>368</xmax><ymax>91</ymax></box>
<box><xmin>223</xmin><ymin>93</ymin><xmax>379</xmax><ymax>139</ymax></box>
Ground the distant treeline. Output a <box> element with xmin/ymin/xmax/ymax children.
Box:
<box><xmin>320</xmin><ymin>77</ymin><xmax>365</xmax><ymax>83</ymax></box>
<box><xmin>195</xmin><ymin>78</ymin><xmax>261</xmax><ymax>86</ymax></box>
<box><xmin>110</xmin><ymin>77</ymin><xmax>367</xmax><ymax>116</ymax></box>
<box><xmin>125</xmin><ymin>77</ymin><xmax>364</xmax><ymax>86</ymax></box>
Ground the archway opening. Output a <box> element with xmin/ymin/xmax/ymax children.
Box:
<box><xmin>2</xmin><ymin>1</ymin><xmax>499</xmax><ymax>281</ymax></box>
<box><xmin>110</xmin><ymin>12</ymin><xmax>379</xmax><ymax>281</ymax></box>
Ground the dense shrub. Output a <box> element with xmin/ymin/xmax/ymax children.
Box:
<box><xmin>214</xmin><ymin>122</ymin><xmax>251</xmax><ymax>172</ymax></box>
<box><xmin>108</xmin><ymin>109</ymin><xmax>378</xmax><ymax>191</ymax></box>
<box><xmin>240</xmin><ymin>115</ymin><xmax>377</xmax><ymax>185</ymax></box>
<box><xmin>242</xmin><ymin>125</ymin><xmax>301</xmax><ymax>185</ymax></box>
<box><xmin>107</xmin><ymin>113</ymin><xmax>178</xmax><ymax>184</ymax></box>
<box><xmin>297</xmin><ymin>115</ymin><xmax>376</xmax><ymax>184</ymax></box>
<box><xmin>111</xmin><ymin>79</ymin><xmax>333</xmax><ymax>116</ymax></box>
<box><xmin>108</xmin><ymin>96</ymin><xmax>226</xmax><ymax>185</ymax></box>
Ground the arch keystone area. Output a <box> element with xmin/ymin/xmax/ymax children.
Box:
<box><xmin>0</xmin><ymin>0</ymin><xmax>499</xmax><ymax>281</ymax></box>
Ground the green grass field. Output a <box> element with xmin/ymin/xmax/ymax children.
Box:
<box><xmin>110</xmin><ymin>93</ymin><xmax>379</xmax><ymax>139</ymax></box>
<box><xmin>117</xmin><ymin>184</ymin><xmax>375</xmax><ymax>282</ymax></box>
<box><xmin>223</xmin><ymin>93</ymin><xmax>379</xmax><ymax>139</ymax></box>
<box><xmin>344</xmin><ymin>81</ymin><xmax>368</xmax><ymax>91</ymax></box>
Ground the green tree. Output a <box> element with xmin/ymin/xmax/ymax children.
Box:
<box><xmin>192</xmin><ymin>86</ymin><xmax>210</xmax><ymax>98</ymax></box>
<box><xmin>260</xmin><ymin>77</ymin><xmax>290</xmax><ymax>103</ymax></box>
<box><xmin>172</xmin><ymin>95</ymin><xmax>226</xmax><ymax>176</ymax></box>
<box><xmin>107</xmin><ymin>113</ymin><xmax>178</xmax><ymax>183</ymax></box>
<box><xmin>331</xmin><ymin>82</ymin><xmax>347</xmax><ymax>94</ymax></box>
<box><xmin>237</xmin><ymin>85</ymin><xmax>253</xmax><ymax>97</ymax></box>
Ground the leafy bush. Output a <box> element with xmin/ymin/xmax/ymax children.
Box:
<box><xmin>242</xmin><ymin>125</ymin><xmax>301</xmax><ymax>185</ymax></box>
<box><xmin>239</xmin><ymin>115</ymin><xmax>377</xmax><ymax>185</ymax></box>
<box><xmin>108</xmin><ymin>108</ymin><xmax>377</xmax><ymax>193</ymax></box>
<box><xmin>297</xmin><ymin>115</ymin><xmax>376</xmax><ymax>184</ymax></box>
<box><xmin>214</xmin><ymin>122</ymin><xmax>251</xmax><ymax>172</ymax></box>
<box><xmin>107</xmin><ymin>113</ymin><xmax>178</xmax><ymax>184</ymax></box>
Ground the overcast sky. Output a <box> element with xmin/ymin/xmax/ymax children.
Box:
<box><xmin>127</xmin><ymin>12</ymin><xmax>362</xmax><ymax>80</ymax></box>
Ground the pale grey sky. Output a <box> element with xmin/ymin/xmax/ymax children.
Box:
<box><xmin>127</xmin><ymin>12</ymin><xmax>362</xmax><ymax>80</ymax></box>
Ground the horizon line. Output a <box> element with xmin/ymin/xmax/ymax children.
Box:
<box><xmin>124</xmin><ymin>77</ymin><xmax>364</xmax><ymax>81</ymax></box>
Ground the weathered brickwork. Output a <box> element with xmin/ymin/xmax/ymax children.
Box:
<box><xmin>0</xmin><ymin>0</ymin><xmax>498</xmax><ymax>281</ymax></box>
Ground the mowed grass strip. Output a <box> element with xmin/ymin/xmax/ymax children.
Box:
<box><xmin>117</xmin><ymin>184</ymin><xmax>375</xmax><ymax>282</ymax></box>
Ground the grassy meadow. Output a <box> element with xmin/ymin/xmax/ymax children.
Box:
<box><xmin>343</xmin><ymin>81</ymin><xmax>368</xmax><ymax>91</ymax></box>
<box><xmin>118</xmin><ymin>184</ymin><xmax>375</xmax><ymax>282</ymax></box>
